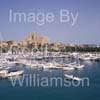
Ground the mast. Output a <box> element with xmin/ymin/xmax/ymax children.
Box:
<box><xmin>0</xmin><ymin>32</ymin><xmax>3</xmax><ymax>56</ymax></box>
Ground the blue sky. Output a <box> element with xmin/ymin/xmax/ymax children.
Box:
<box><xmin>0</xmin><ymin>0</ymin><xmax>100</xmax><ymax>44</ymax></box>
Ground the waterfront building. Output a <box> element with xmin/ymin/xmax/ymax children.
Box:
<box><xmin>25</xmin><ymin>33</ymin><xmax>50</xmax><ymax>47</ymax></box>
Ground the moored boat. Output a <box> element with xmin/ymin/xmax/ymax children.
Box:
<box><xmin>64</xmin><ymin>74</ymin><xmax>82</xmax><ymax>81</ymax></box>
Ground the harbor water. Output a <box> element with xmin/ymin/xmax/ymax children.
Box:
<box><xmin>0</xmin><ymin>58</ymin><xmax>100</xmax><ymax>100</ymax></box>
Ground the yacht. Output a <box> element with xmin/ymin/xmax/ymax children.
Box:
<box><xmin>0</xmin><ymin>70</ymin><xmax>8</xmax><ymax>79</ymax></box>
<box><xmin>61</xmin><ymin>64</ymin><xmax>74</xmax><ymax>71</ymax></box>
<box><xmin>0</xmin><ymin>69</ymin><xmax>8</xmax><ymax>75</ymax></box>
<box><xmin>79</xmin><ymin>53</ymin><xmax>100</xmax><ymax>61</ymax></box>
<box><xmin>71</xmin><ymin>52</ymin><xmax>85</xmax><ymax>69</ymax></box>
<box><xmin>62</xmin><ymin>67</ymin><xmax>74</xmax><ymax>71</ymax></box>
<box><xmin>0</xmin><ymin>69</ymin><xmax>24</xmax><ymax>79</ymax></box>
<box><xmin>0</xmin><ymin>57</ymin><xmax>17</xmax><ymax>67</ymax></box>
<box><xmin>40</xmin><ymin>62</ymin><xmax>61</xmax><ymax>70</ymax></box>
<box><xmin>70</xmin><ymin>62</ymin><xmax>85</xmax><ymax>69</ymax></box>
<box><xmin>72</xmin><ymin>76</ymin><xmax>82</xmax><ymax>81</ymax></box>
<box><xmin>62</xmin><ymin>62</ymin><xmax>84</xmax><ymax>70</ymax></box>
<box><xmin>64</xmin><ymin>74</ymin><xmax>82</xmax><ymax>81</ymax></box>
<box><xmin>64</xmin><ymin>74</ymin><xmax>73</xmax><ymax>79</ymax></box>
<box><xmin>7</xmin><ymin>70</ymin><xmax>24</xmax><ymax>77</ymax></box>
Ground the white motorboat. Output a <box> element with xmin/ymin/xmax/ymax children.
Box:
<box><xmin>64</xmin><ymin>74</ymin><xmax>73</xmax><ymax>79</ymax></box>
<box><xmin>62</xmin><ymin>62</ymin><xmax>84</xmax><ymax>70</ymax></box>
<box><xmin>0</xmin><ymin>69</ymin><xmax>24</xmax><ymax>79</ymax></box>
<box><xmin>7</xmin><ymin>70</ymin><xmax>24</xmax><ymax>77</ymax></box>
<box><xmin>73</xmin><ymin>64</ymin><xmax>84</xmax><ymax>69</ymax></box>
<box><xmin>41</xmin><ymin>62</ymin><xmax>61</xmax><ymax>70</ymax></box>
<box><xmin>0</xmin><ymin>70</ymin><xmax>8</xmax><ymax>78</ymax></box>
<box><xmin>64</xmin><ymin>74</ymin><xmax>82</xmax><ymax>81</ymax></box>
<box><xmin>69</xmin><ymin>62</ymin><xmax>85</xmax><ymax>69</ymax></box>
<box><xmin>0</xmin><ymin>58</ymin><xmax>16</xmax><ymax>67</ymax></box>
<box><xmin>71</xmin><ymin>51</ymin><xmax>85</xmax><ymax>69</ymax></box>
<box><xmin>0</xmin><ymin>70</ymin><xmax>8</xmax><ymax>75</ymax></box>
<box><xmin>61</xmin><ymin>64</ymin><xmax>74</xmax><ymax>71</ymax></box>
<box><xmin>62</xmin><ymin>67</ymin><xmax>74</xmax><ymax>71</ymax></box>
<box><xmin>72</xmin><ymin>77</ymin><xmax>82</xmax><ymax>81</ymax></box>
<box><xmin>79</xmin><ymin>53</ymin><xmax>100</xmax><ymax>61</ymax></box>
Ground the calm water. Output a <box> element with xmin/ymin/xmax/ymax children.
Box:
<box><xmin>0</xmin><ymin>58</ymin><xmax>100</xmax><ymax>100</ymax></box>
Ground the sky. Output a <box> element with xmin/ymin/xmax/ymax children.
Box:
<box><xmin>0</xmin><ymin>0</ymin><xmax>100</xmax><ymax>44</ymax></box>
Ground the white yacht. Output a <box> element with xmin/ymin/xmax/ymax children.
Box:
<box><xmin>62</xmin><ymin>62</ymin><xmax>84</xmax><ymax>70</ymax></box>
<box><xmin>71</xmin><ymin>52</ymin><xmax>85</xmax><ymax>69</ymax></box>
<box><xmin>72</xmin><ymin>76</ymin><xmax>82</xmax><ymax>81</ymax></box>
<box><xmin>64</xmin><ymin>74</ymin><xmax>82</xmax><ymax>81</ymax></box>
<box><xmin>70</xmin><ymin>62</ymin><xmax>85</xmax><ymax>69</ymax></box>
<box><xmin>62</xmin><ymin>67</ymin><xmax>74</xmax><ymax>71</ymax></box>
<box><xmin>79</xmin><ymin>53</ymin><xmax>100</xmax><ymax>61</ymax></box>
<box><xmin>0</xmin><ymin>70</ymin><xmax>8</xmax><ymax>78</ymax></box>
<box><xmin>0</xmin><ymin>69</ymin><xmax>24</xmax><ymax>79</ymax></box>
<box><xmin>61</xmin><ymin>64</ymin><xmax>74</xmax><ymax>71</ymax></box>
<box><xmin>0</xmin><ymin>57</ymin><xmax>17</xmax><ymax>67</ymax></box>
<box><xmin>7</xmin><ymin>70</ymin><xmax>24</xmax><ymax>77</ymax></box>
<box><xmin>0</xmin><ymin>70</ymin><xmax>8</xmax><ymax>75</ymax></box>
<box><xmin>64</xmin><ymin>74</ymin><xmax>73</xmax><ymax>79</ymax></box>
<box><xmin>40</xmin><ymin>62</ymin><xmax>61</xmax><ymax>70</ymax></box>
